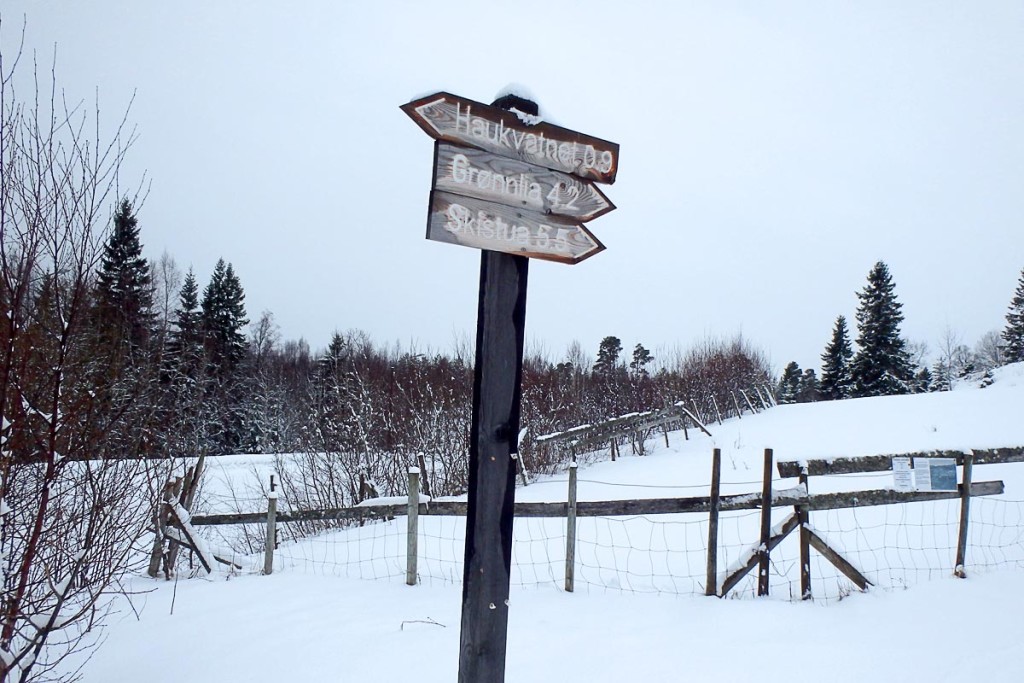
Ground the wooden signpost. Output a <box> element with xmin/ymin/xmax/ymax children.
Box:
<box><xmin>402</xmin><ymin>90</ymin><xmax>618</xmax><ymax>683</ymax></box>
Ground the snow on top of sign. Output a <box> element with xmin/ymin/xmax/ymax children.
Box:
<box><xmin>494</xmin><ymin>83</ymin><xmax>546</xmax><ymax>125</ymax></box>
<box><xmin>494</xmin><ymin>82</ymin><xmax>538</xmax><ymax>105</ymax></box>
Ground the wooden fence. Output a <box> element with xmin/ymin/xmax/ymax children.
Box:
<box><xmin>169</xmin><ymin>446</ymin><xmax>1021</xmax><ymax>598</ymax></box>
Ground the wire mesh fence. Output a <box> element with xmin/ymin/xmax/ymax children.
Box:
<box><xmin>191</xmin><ymin>486</ymin><xmax>1024</xmax><ymax>603</ymax></box>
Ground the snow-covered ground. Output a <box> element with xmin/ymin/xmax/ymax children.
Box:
<box><xmin>70</xmin><ymin>364</ymin><xmax>1024</xmax><ymax>681</ymax></box>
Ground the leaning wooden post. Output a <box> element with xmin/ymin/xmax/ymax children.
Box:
<box><xmin>797</xmin><ymin>466</ymin><xmax>811</xmax><ymax>600</ymax></box>
<box><xmin>731</xmin><ymin>391</ymin><xmax>743</xmax><ymax>419</ymax></box>
<box><xmin>564</xmin><ymin>461</ymin><xmax>578</xmax><ymax>592</ymax></box>
<box><xmin>757</xmin><ymin>448</ymin><xmax>773</xmax><ymax>597</ymax></box>
<box><xmin>407</xmin><ymin>467</ymin><xmax>420</xmax><ymax>586</ymax></box>
<box><xmin>263</xmin><ymin>475</ymin><xmax>278</xmax><ymax>575</ymax></box>
<box><xmin>706</xmin><ymin>448</ymin><xmax>722</xmax><ymax>596</ymax></box>
<box><xmin>954</xmin><ymin>453</ymin><xmax>973</xmax><ymax>578</ymax></box>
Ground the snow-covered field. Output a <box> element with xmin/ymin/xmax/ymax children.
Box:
<box><xmin>72</xmin><ymin>365</ymin><xmax>1024</xmax><ymax>682</ymax></box>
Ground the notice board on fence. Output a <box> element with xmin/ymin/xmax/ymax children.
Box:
<box><xmin>913</xmin><ymin>457</ymin><xmax>958</xmax><ymax>492</ymax></box>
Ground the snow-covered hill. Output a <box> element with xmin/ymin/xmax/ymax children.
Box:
<box><xmin>70</xmin><ymin>364</ymin><xmax>1024</xmax><ymax>682</ymax></box>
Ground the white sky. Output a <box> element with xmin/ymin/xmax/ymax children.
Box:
<box><xmin>4</xmin><ymin>1</ymin><xmax>1023</xmax><ymax>372</ymax></box>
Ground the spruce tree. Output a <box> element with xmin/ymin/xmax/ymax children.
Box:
<box><xmin>851</xmin><ymin>261</ymin><xmax>913</xmax><ymax>397</ymax></box>
<box><xmin>1003</xmin><ymin>267</ymin><xmax>1024</xmax><ymax>363</ymax></box>
<box><xmin>819</xmin><ymin>315</ymin><xmax>854</xmax><ymax>400</ymax></box>
<box><xmin>777</xmin><ymin>361</ymin><xmax>802</xmax><ymax>404</ymax></box>
<box><xmin>201</xmin><ymin>259</ymin><xmax>249</xmax><ymax>375</ymax></box>
<box><xmin>168</xmin><ymin>269</ymin><xmax>203</xmax><ymax>369</ymax></box>
<box><xmin>796</xmin><ymin>369</ymin><xmax>820</xmax><ymax>403</ymax></box>
<box><xmin>95</xmin><ymin>198</ymin><xmax>153</xmax><ymax>349</ymax></box>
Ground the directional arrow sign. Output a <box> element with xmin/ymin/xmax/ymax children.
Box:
<box><xmin>427</xmin><ymin>191</ymin><xmax>604</xmax><ymax>265</ymax></box>
<box><xmin>433</xmin><ymin>143</ymin><xmax>615</xmax><ymax>222</ymax></box>
<box><xmin>403</xmin><ymin>92</ymin><xmax>619</xmax><ymax>184</ymax></box>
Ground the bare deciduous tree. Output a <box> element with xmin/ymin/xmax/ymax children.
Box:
<box><xmin>0</xmin><ymin>25</ymin><xmax>159</xmax><ymax>682</ymax></box>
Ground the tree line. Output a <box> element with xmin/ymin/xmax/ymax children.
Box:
<box><xmin>777</xmin><ymin>261</ymin><xmax>1024</xmax><ymax>403</ymax></box>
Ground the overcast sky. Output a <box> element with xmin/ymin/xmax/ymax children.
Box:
<box><xmin>4</xmin><ymin>1</ymin><xmax>1022</xmax><ymax>372</ymax></box>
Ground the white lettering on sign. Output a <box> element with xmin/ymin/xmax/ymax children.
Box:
<box><xmin>450</xmin><ymin>153</ymin><xmax>543</xmax><ymax>204</ymax></box>
<box><xmin>454</xmin><ymin>103</ymin><xmax>614</xmax><ymax>177</ymax></box>
<box><xmin>443</xmin><ymin>202</ymin><xmax>572</xmax><ymax>254</ymax></box>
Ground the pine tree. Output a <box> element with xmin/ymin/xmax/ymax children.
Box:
<box><xmin>593</xmin><ymin>336</ymin><xmax>623</xmax><ymax>377</ymax></box>
<box><xmin>819</xmin><ymin>315</ymin><xmax>854</xmax><ymax>400</ymax></box>
<box><xmin>851</xmin><ymin>261</ymin><xmax>914</xmax><ymax>397</ymax></box>
<box><xmin>777</xmin><ymin>361</ymin><xmax>802</xmax><ymax>404</ymax></box>
<box><xmin>1003</xmin><ymin>267</ymin><xmax>1024</xmax><ymax>363</ymax></box>
<box><xmin>629</xmin><ymin>343</ymin><xmax>653</xmax><ymax>377</ymax></box>
<box><xmin>94</xmin><ymin>199</ymin><xmax>153</xmax><ymax>350</ymax></box>
<box><xmin>201</xmin><ymin>259</ymin><xmax>249</xmax><ymax>375</ymax></box>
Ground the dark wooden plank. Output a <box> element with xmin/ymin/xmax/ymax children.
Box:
<box><xmin>458</xmin><ymin>249</ymin><xmax>529</xmax><ymax>683</ymax></box>
<box><xmin>757</xmin><ymin>449</ymin><xmax>773</xmax><ymax>597</ymax></box>
<box><xmin>805</xmin><ymin>528</ymin><xmax>872</xmax><ymax>591</ymax></box>
<box><xmin>434</xmin><ymin>142</ymin><xmax>615</xmax><ymax>222</ymax></box>
<box><xmin>719</xmin><ymin>513</ymin><xmax>799</xmax><ymax>597</ymax></box>
<box><xmin>777</xmin><ymin>447</ymin><xmax>1024</xmax><ymax>478</ymax></box>
<box><xmin>428</xmin><ymin>191</ymin><xmax>604</xmax><ymax>265</ymax></box>
<box><xmin>402</xmin><ymin>92</ymin><xmax>619</xmax><ymax>184</ymax></box>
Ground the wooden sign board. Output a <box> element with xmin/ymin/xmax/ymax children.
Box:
<box><xmin>427</xmin><ymin>191</ymin><xmax>604</xmax><ymax>265</ymax></box>
<box><xmin>403</xmin><ymin>92</ymin><xmax>620</xmax><ymax>184</ymax></box>
<box><xmin>433</xmin><ymin>143</ymin><xmax>615</xmax><ymax>222</ymax></box>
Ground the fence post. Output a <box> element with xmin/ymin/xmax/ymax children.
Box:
<box><xmin>954</xmin><ymin>453</ymin><xmax>973</xmax><ymax>578</ymax></box>
<box><xmin>565</xmin><ymin>461</ymin><xmax>578</xmax><ymax>592</ymax></box>
<box><xmin>711</xmin><ymin>395</ymin><xmax>724</xmax><ymax>425</ymax></box>
<box><xmin>263</xmin><ymin>476</ymin><xmax>277</xmax><ymax>576</ymax></box>
<box><xmin>757</xmin><ymin>448</ymin><xmax>773</xmax><ymax>597</ymax></box>
<box><xmin>407</xmin><ymin>467</ymin><xmax>420</xmax><ymax>586</ymax></box>
<box><xmin>797</xmin><ymin>466</ymin><xmax>811</xmax><ymax>600</ymax></box>
<box><xmin>705</xmin><ymin>448</ymin><xmax>721</xmax><ymax>596</ymax></box>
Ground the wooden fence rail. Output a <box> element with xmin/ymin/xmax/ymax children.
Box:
<box><xmin>776</xmin><ymin>447</ymin><xmax>1024</xmax><ymax>478</ymax></box>
<box><xmin>188</xmin><ymin>480</ymin><xmax>1005</xmax><ymax>527</ymax></box>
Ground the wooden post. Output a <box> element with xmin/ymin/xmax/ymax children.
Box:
<box><xmin>731</xmin><ymin>391</ymin><xmax>743</xmax><ymax>419</ymax></box>
<box><xmin>417</xmin><ymin>453</ymin><xmax>433</xmax><ymax>499</ymax></box>
<box><xmin>711</xmin><ymin>395</ymin><xmax>724</xmax><ymax>425</ymax></box>
<box><xmin>564</xmin><ymin>462</ymin><xmax>578</xmax><ymax>592</ymax></box>
<box><xmin>706</xmin><ymin>448</ymin><xmax>722</xmax><ymax>596</ymax></box>
<box><xmin>797</xmin><ymin>467</ymin><xmax>811</xmax><ymax>600</ymax></box>
<box><xmin>408</xmin><ymin>467</ymin><xmax>420</xmax><ymax>586</ymax></box>
<box><xmin>458</xmin><ymin>246</ymin><xmax>528</xmax><ymax>683</ymax></box>
<box><xmin>757</xmin><ymin>448</ymin><xmax>773</xmax><ymax>597</ymax></box>
<box><xmin>263</xmin><ymin>475</ymin><xmax>277</xmax><ymax>575</ymax></box>
<box><xmin>740</xmin><ymin>389</ymin><xmax>757</xmax><ymax>415</ymax></box>
<box><xmin>954</xmin><ymin>453</ymin><xmax>973</xmax><ymax>578</ymax></box>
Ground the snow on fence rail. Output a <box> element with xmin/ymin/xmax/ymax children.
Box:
<box><xmin>532</xmin><ymin>401</ymin><xmax>714</xmax><ymax>462</ymax></box>
<box><xmin>167</xmin><ymin>446</ymin><xmax>1024</xmax><ymax>602</ymax></box>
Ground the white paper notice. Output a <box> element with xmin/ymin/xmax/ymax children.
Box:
<box><xmin>893</xmin><ymin>457</ymin><xmax>913</xmax><ymax>492</ymax></box>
